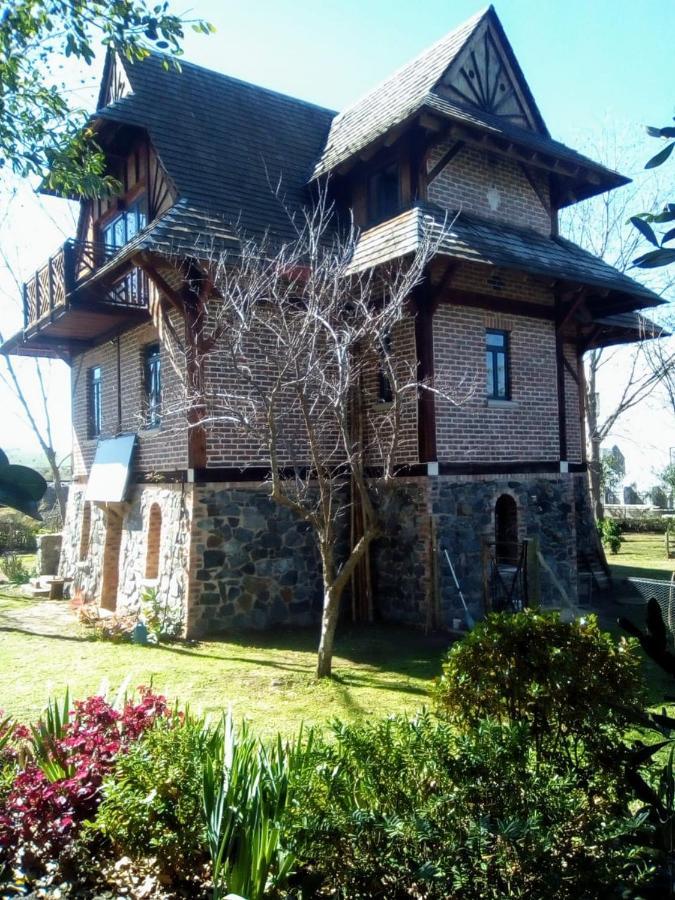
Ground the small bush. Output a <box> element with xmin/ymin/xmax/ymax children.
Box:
<box><xmin>290</xmin><ymin>713</ymin><xmax>647</xmax><ymax>900</ymax></box>
<box><xmin>93</xmin><ymin>716</ymin><xmax>208</xmax><ymax>877</ymax></box>
<box><xmin>432</xmin><ymin>610</ymin><xmax>646</xmax><ymax>771</ymax></box>
<box><xmin>0</xmin><ymin>553</ymin><xmax>31</xmax><ymax>584</ymax></box>
<box><xmin>598</xmin><ymin>517</ymin><xmax>623</xmax><ymax>553</ymax></box>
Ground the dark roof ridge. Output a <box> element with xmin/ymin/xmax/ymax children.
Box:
<box><xmin>121</xmin><ymin>48</ymin><xmax>338</xmax><ymax>117</ymax></box>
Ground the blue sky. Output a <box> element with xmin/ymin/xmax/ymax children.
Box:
<box><xmin>1</xmin><ymin>0</ymin><xmax>674</xmax><ymax>484</ymax></box>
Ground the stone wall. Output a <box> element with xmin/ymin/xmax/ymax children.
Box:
<box><xmin>60</xmin><ymin>483</ymin><xmax>190</xmax><ymax>633</ymax></box>
<box><xmin>430</xmin><ymin>474</ymin><xmax>578</xmax><ymax>623</ymax></box>
<box><xmin>187</xmin><ymin>485</ymin><xmax>324</xmax><ymax>636</ymax></box>
<box><xmin>370</xmin><ymin>480</ymin><xmax>432</xmax><ymax>626</ymax></box>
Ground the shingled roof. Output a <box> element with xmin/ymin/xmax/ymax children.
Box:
<box><xmin>95</xmin><ymin>51</ymin><xmax>336</xmax><ymax>251</ymax></box>
<box><xmin>311</xmin><ymin>5</ymin><xmax>626</xmax><ymax>199</ymax></box>
<box><xmin>347</xmin><ymin>205</ymin><xmax>665</xmax><ymax>310</ymax></box>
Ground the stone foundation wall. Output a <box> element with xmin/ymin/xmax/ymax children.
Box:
<box><xmin>370</xmin><ymin>481</ymin><xmax>433</xmax><ymax>626</ymax></box>
<box><xmin>58</xmin><ymin>471</ymin><xmax>587</xmax><ymax>639</ymax></box>
<box><xmin>430</xmin><ymin>474</ymin><xmax>578</xmax><ymax>623</ymax></box>
<box><xmin>60</xmin><ymin>483</ymin><xmax>190</xmax><ymax>633</ymax></box>
<box><xmin>37</xmin><ymin>533</ymin><xmax>62</xmax><ymax>576</ymax></box>
<box><xmin>187</xmin><ymin>484</ymin><xmax>324</xmax><ymax>636</ymax></box>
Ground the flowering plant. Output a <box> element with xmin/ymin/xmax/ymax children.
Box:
<box><xmin>0</xmin><ymin>688</ymin><xmax>169</xmax><ymax>870</ymax></box>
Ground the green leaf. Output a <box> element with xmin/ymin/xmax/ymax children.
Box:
<box><xmin>633</xmin><ymin>247</ymin><xmax>675</xmax><ymax>269</ymax></box>
<box><xmin>662</xmin><ymin>227</ymin><xmax>675</xmax><ymax>245</ymax></box>
<box><xmin>645</xmin><ymin>141</ymin><xmax>675</xmax><ymax>169</ymax></box>
<box><xmin>630</xmin><ymin>216</ymin><xmax>659</xmax><ymax>246</ymax></box>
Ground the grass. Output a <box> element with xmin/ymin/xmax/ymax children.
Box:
<box><xmin>0</xmin><ymin>534</ymin><xmax>672</xmax><ymax>736</ymax></box>
<box><xmin>607</xmin><ymin>531</ymin><xmax>674</xmax><ymax>582</ymax></box>
<box><xmin>0</xmin><ymin>588</ymin><xmax>447</xmax><ymax>736</ymax></box>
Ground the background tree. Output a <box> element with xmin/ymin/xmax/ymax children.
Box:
<box><xmin>659</xmin><ymin>462</ymin><xmax>675</xmax><ymax>505</ymax></box>
<box><xmin>168</xmin><ymin>202</ymin><xmax>468</xmax><ymax>677</ymax></box>
<box><xmin>632</xmin><ymin>118</ymin><xmax>675</xmax><ymax>270</ymax></box>
<box><xmin>561</xmin><ymin>128</ymin><xmax>675</xmax><ymax>520</ymax></box>
<box><xmin>0</xmin><ymin>0</ymin><xmax>213</xmax><ymax>197</ymax></box>
<box><xmin>600</xmin><ymin>447</ymin><xmax>624</xmax><ymax>503</ymax></box>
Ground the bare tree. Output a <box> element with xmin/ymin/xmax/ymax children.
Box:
<box><xmin>0</xmin><ymin>186</ymin><xmax>74</xmax><ymax>525</ymax></box>
<box><xmin>166</xmin><ymin>200</ymin><xmax>467</xmax><ymax>677</ymax></box>
<box><xmin>561</xmin><ymin>128</ymin><xmax>675</xmax><ymax>519</ymax></box>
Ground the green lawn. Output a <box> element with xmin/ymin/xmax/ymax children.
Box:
<box><xmin>608</xmin><ymin>531</ymin><xmax>674</xmax><ymax>581</ymax></box>
<box><xmin>0</xmin><ymin>589</ymin><xmax>447</xmax><ymax>736</ymax></box>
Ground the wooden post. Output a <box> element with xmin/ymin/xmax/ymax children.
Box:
<box><xmin>481</xmin><ymin>538</ymin><xmax>491</xmax><ymax>613</ymax></box>
<box><xmin>526</xmin><ymin>536</ymin><xmax>541</xmax><ymax>609</ymax></box>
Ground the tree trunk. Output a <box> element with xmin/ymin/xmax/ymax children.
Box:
<box><xmin>589</xmin><ymin>435</ymin><xmax>604</xmax><ymax>521</ymax></box>
<box><xmin>316</xmin><ymin>582</ymin><xmax>340</xmax><ymax>678</ymax></box>
<box><xmin>44</xmin><ymin>446</ymin><xmax>67</xmax><ymax>526</ymax></box>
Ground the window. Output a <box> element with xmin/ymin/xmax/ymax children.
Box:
<box><xmin>486</xmin><ymin>329</ymin><xmax>510</xmax><ymax>400</ymax></box>
<box><xmin>368</xmin><ymin>162</ymin><xmax>400</xmax><ymax>224</ymax></box>
<box><xmin>377</xmin><ymin>332</ymin><xmax>393</xmax><ymax>403</ymax></box>
<box><xmin>88</xmin><ymin>366</ymin><xmax>102</xmax><ymax>438</ymax></box>
<box><xmin>143</xmin><ymin>343</ymin><xmax>161</xmax><ymax>427</ymax></box>
<box><xmin>101</xmin><ymin>199</ymin><xmax>147</xmax><ymax>258</ymax></box>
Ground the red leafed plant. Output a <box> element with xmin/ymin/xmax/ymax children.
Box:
<box><xmin>0</xmin><ymin>688</ymin><xmax>170</xmax><ymax>870</ymax></box>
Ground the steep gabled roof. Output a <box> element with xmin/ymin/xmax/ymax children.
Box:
<box><xmin>311</xmin><ymin>6</ymin><xmax>625</xmax><ymax>201</ymax></box>
<box><xmin>313</xmin><ymin>7</ymin><xmax>492</xmax><ymax>178</ymax></box>
<box><xmin>94</xmin><ymin>51</ymin><xmax>336</xmax><ymax>248</ymax></box>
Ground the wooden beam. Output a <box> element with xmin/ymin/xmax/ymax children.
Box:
<box><xmin>440</xmin><ymin>288</ymin><xmax>556</xmax><ymax>321</ymax></box>
<box><xmin>413</xmin><ymin>281</ymin><xmax>437</xmax><ymax>464</ymax></box>
<box><xmin>426</xmin><ymin>140</ymin><xmax>465</xmax><ymax>186</ymax></box>
<box><xmin>554</xmin><ymin>291</ymin><xmax>567</xmax><ymax>461</ymax></box>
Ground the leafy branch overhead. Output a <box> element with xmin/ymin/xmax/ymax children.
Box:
<box><xmin>632</xmin><ymin>119</ymin><xmax>675</xmax><ymax>269</ymax></box>
<box><xmin>0</xmin><ymin>1</ymin><xmax>214</xmax><ymax>197</ymax></box>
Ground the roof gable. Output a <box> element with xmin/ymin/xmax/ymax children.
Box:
<box><xmin>434</xmin><ymin>11</ymin><xmax>548</xmax><ymax>135</ymax></box>
<box><xmin>97</xmin><ymin>50</ymin><xmax>133</xmax><ymax>110</ymax></box>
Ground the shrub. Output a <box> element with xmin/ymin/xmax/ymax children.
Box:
<box><xmin>93</xmin><ymin>716</ymin><xmax>208</xmax><ymax>877</ymax></box>
<box><xmin>0</xmin><ymin>552</ymin><xmax>31</xmax><ymax>584</ymax></box>
<box><xmin>432</xmin><ymin>611</ymin><xmax>646</xmax><ymax>771</ymax></box>
<box><xmin>598</xmin><ymin>516</ymin><xmax>623</xmax><ymax>553</ymax></box>
<box><xmin>203</xmin><ymin>714</ymin><xmax>308</xmax><ymax>900</ymax></box>
<box><xmin>290</xmin><ymin>713</ymin><xmax>648</xmax><ymax>900</ymax></box>
<box><xmin>0</xmin><ymin>688</ymin><xmax>169</xmax><ymax>872</ymax></box>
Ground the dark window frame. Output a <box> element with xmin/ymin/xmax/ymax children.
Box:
<box><xmin>486</xmin><ymin>329</ymin><xmax>511</xmax><ymax>401</ymax></box>
<box><xmin>100</xmin><ymin>196</ymin><xmax>147</xmax><ymax>259</ymax></box>
<box><xmin>143</xmin><ymin>342</ymin><xmax>161</xmax><ymax>428</ymax></box>
<box><xmin>87</xmin><ymin>365</ymin><xmax>102</xmax><ymax>439</ymax></box>
<box><xmin>367</xmin><ymin>161</ymin><xmax>401</xmax><ymax>225</ymax></box>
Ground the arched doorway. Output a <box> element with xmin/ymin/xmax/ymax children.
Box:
<box><xmin>100</xmin><ymin>507</ymin><xmax>123</xmax><ymax>611</ymax></box>
<box><xmin>145</xmin><ymin>503</ymin><xmax>162</xmax><ymax>580</ymax></box>
<box><xmin>495</xmin><ymin>494</ymin><xmax>518</xmax><ymax>565</ymax></box>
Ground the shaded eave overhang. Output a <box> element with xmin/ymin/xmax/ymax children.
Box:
<box><xmin>38</xmin><ymin>114</ymin><xmax>153</xmax><ymax>202</ymax></box>
<box><xmin>314</xmin><ymin>102</ymin><xmax>629</xmax><ymax>208</ymax></box>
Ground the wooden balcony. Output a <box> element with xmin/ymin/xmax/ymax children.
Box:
<box><xmin>7</xmin><ymin>240</ymin><xmax>151</xmax><ymax>359</ymax></box>
<box><xmin>23</xmin><ymin>239</ymin><xmax>149</xmax><ymax>330</ymax></box>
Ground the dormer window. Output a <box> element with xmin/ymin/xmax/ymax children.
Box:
<box><xmin>101</xmin><ymin>198</ymin><xmax>147</xmax><ymax>259</ymax></box>
<box><xmin>368</xmin><ymin>162</ymin><xmax>400</xmax><ymax>225</ymax></box>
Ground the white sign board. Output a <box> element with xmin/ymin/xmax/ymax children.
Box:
<box><xmin>85</xmin><ymin>434</ymin><xmax>137</xmax><ymax>503</ymax></box>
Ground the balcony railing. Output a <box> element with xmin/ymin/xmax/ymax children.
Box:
<box><xmin>22</xmin><ymin>239</ymin><xmax>148</xmax><ymax>330</ymax></box>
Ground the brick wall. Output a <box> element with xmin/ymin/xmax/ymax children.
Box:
<box><xmin>427</xmin><ymin>143</ymin><xmax>552</xmax><ymax>235</ymax></box>
<box><xmin>71</xmin><ymin>314</ymin><xmax>188</xmax><ymax>477</ymax></box>
<box><xmin>563</xmin><ymin>344</ymin><xmax>583</xmax><ymax>464</ymax></box>
<box><xmin>433</xmin><ymin>303</ymin><xmax>560</xmax><ymax>462</ymax></box>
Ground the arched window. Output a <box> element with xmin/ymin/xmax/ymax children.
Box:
<box><xmin>79</xmin><ymin>501</ymin><xmax>91</xmax><ymax>561</ymax></box>
<box><xmin>145</xmin><ymin>503</ymin><xmax>162</xmax><ymax>580</ymax></box>
<box><xmin>495</xmin><ymin>494</ymin><xmax>518</xmax><ymax>565</ymax></box>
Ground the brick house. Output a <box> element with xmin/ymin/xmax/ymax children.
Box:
<box><xmin>2</xmin><ymin>6</ymin><xmax>664</xmax><ymax>633</ymax></box>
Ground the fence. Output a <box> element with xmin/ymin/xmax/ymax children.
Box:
<box><xmin>623</xmin><ymin>575</ymin><xmax>675</xmax><ymax>642</ymax></box>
